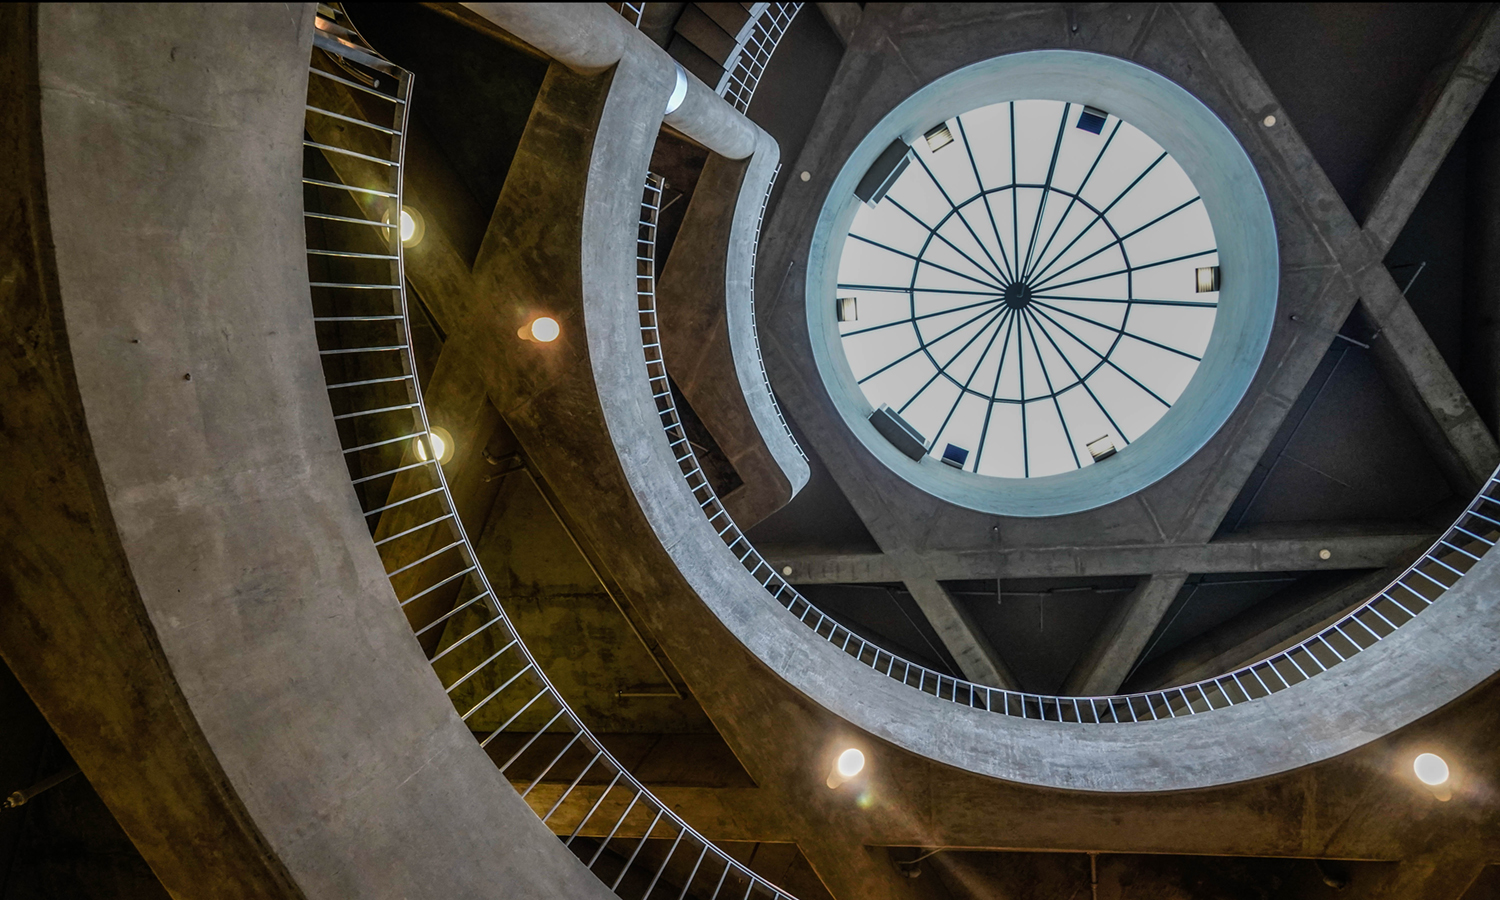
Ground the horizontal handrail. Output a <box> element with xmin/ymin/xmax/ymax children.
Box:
<box><xmin>642</xmin><ymin>180</ymin><xmax>1500</xmax><ymax>723</ymax></box>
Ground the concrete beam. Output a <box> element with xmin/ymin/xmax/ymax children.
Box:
<box><xmin>458</xmin><ymin>2</ymin><xmax>757</xmax><ymax>158</ymax></box>
<box><xmin>1362</xmin><ymin>6</ymin><xmax>1500</xmax><ymax>253</ymax></box>
<box><xmin>814</xmin><ymin>3</ymin><xmax>861</xmax><ymax>47</ymax></box>
<box><xmin>1128</xmin><ymin>566</ymin><xmax>1414</xmax><ymax>691</ymax></box>
<box><xmin>1062</xmin><ymin>574</ymin><xmax>1188</xmax><ymax>697</ymax></box>
<box><xmin>766</xmin><ymin>528</ymin><xmax>1436</xmax><ymax>584</ymax></box>
<box><xmin>902</xmin><ymin>578</ymin><xmax>1017</xmax><ymax>689</ymax></box>
<box><xmin>1359</xmin><ymin>278</ymin><xmax>1500</xmax><ymax>492</ymax></box>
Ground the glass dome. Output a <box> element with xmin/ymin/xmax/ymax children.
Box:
<box><xmin>835</xmin><ymin>100</ymin><xmax>1219</xmax><ymax>478</ymax></box>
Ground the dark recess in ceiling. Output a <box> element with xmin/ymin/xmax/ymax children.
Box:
<box><xmin>350</xmin><ymin>3</ymin><xmax>548</xmax><ymax>227</ymax></box>
<box><xmin>1218</xmin><ymin>2</ymin><xmax>1476</xmax><ymax>219</ymax></box>
<box><xmin>955</xmin><ymin>577</ymin><xmax>1132</xmax><ymax>695</ymax></box>
<box><xmin>791</xmin><ymin>582</ymin><xmax>961</xmax><ymax>676</ymax></box>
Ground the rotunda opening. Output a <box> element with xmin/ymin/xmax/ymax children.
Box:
<box><xmin>806</xmin><ymin>51</ymin><xmax>1278</xmax><ymax>515</ymax></box>
<box><xmin>834</xmin><ymin>99</ymin><xmax>1218</xmax><ymax>479</ymax></box>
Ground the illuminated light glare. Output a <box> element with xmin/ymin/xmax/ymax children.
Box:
<box><xmin>837</xmin><ymin>748</ymin><xmax>865</xmax><ymax>778</ymax></box>
<box><xmin>399</xmin><ymin>210</ymin><xmax>416</xmax><ymax>242</ymax></box>
<box><xmin>529</xmin><ymin>316</ymin><xmax>560</xmax><ymax>343</ymax></box>
<box><xmin>414</xmin><ymin>427</ymin><xmax>453</xmax><ymax>464</ymax></box>
<box><xmin>1414</xmin><ymin>753</ymin><xmax>1449</xmax><ymax>786</ymax></box>
<box><xmin>413</xmin><ymin>432</ymin><xmax>446</xmax><ymax>462</ymax></box>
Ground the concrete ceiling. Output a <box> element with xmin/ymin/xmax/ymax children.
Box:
<box><xmin>21</xmin><ymin>4</ymin><xmax>1497</xmax><ymax>899</ymax></box>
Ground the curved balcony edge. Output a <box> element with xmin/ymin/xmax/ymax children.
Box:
<box><xmin>658</xmin><ymin>129</ymin><xmax>810</xmax><ymax>527</ymax></box>
<box><xmin>6</xmin><ymin>5</ymin><xmax>625</xmax><ymax>897</ymax></box>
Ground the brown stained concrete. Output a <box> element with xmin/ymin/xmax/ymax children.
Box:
<box><xmin>6</xmin><ymin>4</ymin><xmax>622</xmax><ymax>898</ymax></box>
<box><xmin>413</xmin><ymin>32</ymin><xmax>946</xmax><ymax>900</ymax></box>
<box><xmin>659</xmin><ymin>147</ymin><xmax>800</xmax><ymax>527</ymax></box>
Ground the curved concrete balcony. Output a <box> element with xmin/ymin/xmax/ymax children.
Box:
<box><xmin>471</xmin><ymin>5</ymin><xmax>1500</xmax><ymax>793</ymax></box>
<box><xmin>2</xmin><ymin>5</ymin><xmax>628</xmax><ymax>897</ymax></box>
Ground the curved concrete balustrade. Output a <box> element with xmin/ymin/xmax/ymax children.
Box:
<box><xmin>461</xmin><ymin>2</ymin><xmax>808</xmax><ymax>523</ymax></box>
<box><xmin>462</xmin><ymin>2</ymin><xmax>756</xmax><ymax>159</ymax></box>
<box><xmin>1</xmin><ymin>5</ymin><xmax>620</xmax><ymax>897</ymax></box>
<box><xmin>659</xmin><ymin>129</ymin><xmax>811</xmax><ymax>527</ymax></box>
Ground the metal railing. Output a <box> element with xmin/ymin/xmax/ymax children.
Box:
<box><xmin>610</xmin><ymin>2</ymin><xmax>644</xmax><ymax>28</ymax></box>
<box><xmin>301</xmin><ymin>9</ymin><xmax>795</xmax><ymax>899</ymax></box>
<box><xmin>643</xmin><ymin>217</ymin><xmax>1500</xmax><ymax>725</ymax></box>
<box><xmin>716</xmin><ymin>3</ymin><xmax>802</xmax><ymax>114</ymax></box>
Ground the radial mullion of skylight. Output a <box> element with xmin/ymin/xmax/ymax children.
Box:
<box><xmin>835</xmin><ymin>98</ymin><xmax>1220</xmax><ymax>479</ymax></box>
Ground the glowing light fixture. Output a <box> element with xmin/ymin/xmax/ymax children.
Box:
<box><xmin>397</xmin><ymin>206</ymin><xmax>425</xmax><ymax>246</ymax></box>
<box><xmin>518</xmin><ymin>316</ymin><xmax>561</xmax><ymax>343</ymax></box>
<box><xmin>413</xmin><ymin>425</ymin><xmax>455</xmax><ymax>465</ymax></box>
<box><xmin>1414</xmin><ymin>753</ymin><xmax>1449</xmax><ymax>786</ymax></box>
<box><xmin>826</xmin><ymin>747</ymin><xmax>866</xmax><ymax>788</ymax></box>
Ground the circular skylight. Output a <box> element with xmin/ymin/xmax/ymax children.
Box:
<box><xmin>835</xmin><ymin>100</ymin><xmax>1218</xmax><ymax>478</ymax></box>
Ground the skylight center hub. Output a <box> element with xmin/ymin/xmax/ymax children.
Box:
<box><xmin>1003</xmin><ymin>282</ymin><xmax>1032</xmax><ymax>311</ymax></box>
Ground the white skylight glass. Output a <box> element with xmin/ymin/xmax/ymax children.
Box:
<box><xmin>835</xmin><ymin>100</ymin><xmax>1219</xmax><ymax>478</ymax></box>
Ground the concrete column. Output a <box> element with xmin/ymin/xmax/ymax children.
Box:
<box><xmin>902</xmin><ymin>579</ymin><xmax>1017</xmax><ymax>690</ymax></box>
<box><xmin>815</xmin><ymin>3</ymin><xmax>861</xmax><ymax>47</ymax></box>
<box><xmin>1362</xmin><ymin>6</ymin><xmax>1500</xmax><ymax>250</ymax></box>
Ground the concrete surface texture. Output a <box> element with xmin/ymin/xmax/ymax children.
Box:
<box><xmin>658</xmin><ymin>128</ymin><xmax>811</xmax><ymax>528</ymax></box>
<box><xmin>10</xmin><ymin>3</ymin><xmax>1500</xmax><ymax>899</ymax></box>
<box><xmin>570</xmin><ymin>1</ymin><xmax>1500</xmax><ymax>791</ymax></box>
<box><xmin>5</xmin><ymin>4</ymin><xmax>619</xmax><ymax>898</ymax></box>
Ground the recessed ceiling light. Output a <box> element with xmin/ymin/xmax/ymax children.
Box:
<box><xmin>398</xmin><ymin>206</ymin><xmax>424</xmax><ymax>246</ymax></box>
<box><xmin>518</xmin><ymin>316</ymin><xmax>560</xmax><ymax>343</ymax></box>
<box><xmin>1414</xmin><ymin>753</ymin><xmax>1449</xmax><ymax>786</ymax></box>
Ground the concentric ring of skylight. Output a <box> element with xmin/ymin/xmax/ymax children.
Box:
<box><xmin>835</xmin><ymin>100</ymin><xmax>1219</xmax><ymax>478</ymax></box>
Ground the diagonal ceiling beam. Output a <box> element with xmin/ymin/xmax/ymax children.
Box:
<box><xmin>1126</xmin><ymin>565</ymin><xmax>1414</xmax><ymax>692</ymax></box>
<box><xmin>1361</xmin><ymin>6</ymin><xmax>1500</xmax><ymax>254</ymax></box>
<box><xmin>1359</xmin><ymin>277</ymin><xmax>1500</xmax><ymax>492</ymax></box>
<box><xmin>902</xmin><ymin>578</ymin><xmax>1017</xmax><ymax>689</ymax></box>
<box><xmin>765</xmin><ymin>527</ymin><xmax>1436</xmax><ymax>583</ymax></box>
<box><xmin>1172</xmin><ymin>5</ymin><xmax>1498</xmax><ymax>539</ymax></box>
<box><xmin>1061</xmin><ymin>573</ymin><xmax>1188</xmax><ymax>697</ymax></box>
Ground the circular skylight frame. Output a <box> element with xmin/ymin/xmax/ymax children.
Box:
<box><xmin>805</xmin><ymin>50</ymin><xmax>1278</xmax><ymax>517</ymax></box>
<box><xmin>837</xmin><ymin>99</ymin><xmax>1220</xmax><ymax>479</ymax></box>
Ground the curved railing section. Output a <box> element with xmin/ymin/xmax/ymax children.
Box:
<box><xmin>716</xmin><ymin>3</ymin><xmax>803</xmax><ymax>114</ymax></box>
<box><xmin>747</xmin><ymin>164</ymin><xmax>807</xmax><ymax>464</ymax></box>
<box><xmin>643</xmin><ymin>175</ymin><xmax>1500</xmax><ymax>722</ymax></box>
<box><xmin>301</xmin><ymin>10</ymin><xmax>794</xmax><ymax>899</ymax></box>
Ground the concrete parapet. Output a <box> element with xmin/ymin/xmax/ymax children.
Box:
<box><xmin>3</xmin><ymin>4</ymin><xmax>617</xmax><ymax>897</ymax></box>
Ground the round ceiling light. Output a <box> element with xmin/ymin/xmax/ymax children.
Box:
<box><xmin>1413</xmin><ymin>752</ymin><xmax>1449</xmax><ymax>786</ymax></box>
<box><xmin>836</xmin><ymin>748</ymin><xmax>865</xmax><ymax>778</ymax></box>
<box><xmin>398</xmin><ymin>206</ymin><xmax>424</xmax><ymax>246</ymax></box>
<box><xmin>518</xmin><ymin>315</ymin><xmax>560</xmax><ymax>343</ymax></box>
<box><xmin>414</xmin><ymin>425</ymin><xmax>454</xmax><ymax>465</ymax></box>
<box><xmin>806</xmin><ymin>51</ymin><xmax>1277</xmax><ymax>516</ymax></box>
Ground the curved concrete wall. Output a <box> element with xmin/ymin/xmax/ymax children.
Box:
<box><xmin>659</xmin><ymin>129</ymin><xmax>811</xmax><ymax>527</ymax></box>
<box><xmin>12</xmin><ymin>5</ymin><xmax>617</xmax><ymax>896</ymax></box>
<box><xmin>570</xmin><ymin>26</ymin><xmax>1500</xmax><ymax>792</ymax></box>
